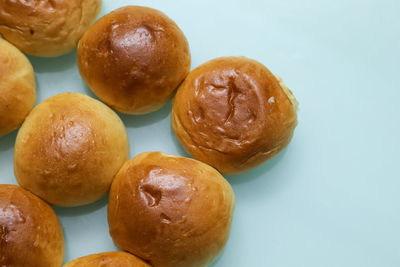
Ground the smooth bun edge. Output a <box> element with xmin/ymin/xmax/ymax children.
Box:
<box><xmin>63</xmin><ymin>251</ymin><xmax>150</xmax><ymax>267</ymax></box>
<box><xmin>121</xmin><ymin>151</ymin><xmax>233</xmax><ymax>184</ymax></box>
<box><xmin>110</xmin><ymin>151</ymin><xmax>235</xmax><ymax>207</ymax></box>
<box><xmin>0</xmin><ymin>38</ymin><xmax>36</xmax><ymax>137</ymax></box>
<box><xmin>15</xmin><ymin>92</ymin><xmax>127</xmax><ymax>138</ymax></box>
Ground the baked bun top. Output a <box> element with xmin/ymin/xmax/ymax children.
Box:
<box><xmin>0</xmin><ymin>38</ymin><xmax>36</xmax><ymax>137</ymax></box>
<box><xmin>64</xmin><ymin>251</ymin><xmax>150</xmax><ymax>267</ymax></box>
<box><xmin>14</xmin><ymin>93</ymin><xmax>129</xmax><ymax>207</ymax></box>
<box><xmin>172</xmin><ymin>56</ymin><xmax>298</xmax><ymax>174</ymax></box>
<box><xmin>0</xmin><ymin>0</ymin><xmax>101</xmax><ymax>57</ymax></box>
<box><xmin>0</xmin><ymin>184</ymin><xmax>64</xmax><ymax>267</ymax></box>
<box><xmin>78</xmin><ymin>6</ymin><xmax>190</xmax><ymax>114</ymax></box>
<box><xmin>108</xmin><ymin>152</ymin><xmax>235</xmax><ymax>267</ymax></box>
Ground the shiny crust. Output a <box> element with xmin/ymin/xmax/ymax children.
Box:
<box><xmin>0</xmin><ymin>0</ymin><xmax>102</xmax><ymax>57</ymax></box>
<box><xmin>0</xmin><ymin>38</ymin><xmax>36</xmax><ymax>137</ymax></box>
<box><xmin>77</xmin><ymin>6</ymin><xmax>191</xmax><ymax>114</ymax></box>
<box><xmin>64</xmin><ymin>251</ymin><xmax>150</xmax><ymax>267</ymax></box>
<box><xmin>108</xmin><ymin>152</ymin><xmax>235</xmax><ymax>267</ymax></box>
<box><xmin>0</xmin><ymin>184</ymin><xmax>64</xmax><ymax>266</ymax></box>
<box><xmin>14</xmin><ymin>93</ymin><xmax>129</xmax><ymax>207</ymax></box>
<box><xmin>171</xmin><ymin>57</ymin><xmax>298</xmax><ymax>174</ymax></box>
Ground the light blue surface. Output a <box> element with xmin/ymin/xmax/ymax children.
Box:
<box><xmin>1</xmin><ymin>0</ymin><xmax>400</xmax><ymax>266</ymax></box>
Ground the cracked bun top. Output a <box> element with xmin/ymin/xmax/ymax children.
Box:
<box><xmin>64</xmin><ymin>251</ymin><xmax>150</xmax><ymax>267</ymax></box>
<box><xmin>0</xmin><ymin>38</ymin><xmax>36</xmax><ymax>137</ymax></box>
<box><xmin>0</xmin><ymin>0</ymin><xmax>102</xmax><ymax>57</ymax></box>
<box><xmin>77</xmin><ymin>6</ymin><xmax>191</xmax><ymax>114</ymax></box>
<box><xmin>0</xmin><ymin>184</ymin><xmax>64</xmax><ymax>267</ymax></box>
<box><xmin>172</xmin><ymin>56</ymin><xmax>298</xmax><ymax>174</ymax></box>
<box><xmin>14</xmin><ymin>93</ymin><xmax>129</xmax><ymax>207</ymax></box>
<box><xmin>108</xmin><ymin>152</ymin><xmax>235</xmax><ymax>267</ymax></box>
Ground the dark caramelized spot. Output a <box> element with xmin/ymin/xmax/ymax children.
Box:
<box><xmin>140</xmin><ymin>184</ymin><xmax>162</xmax><ymax>207</ymax></box>
<box><xmin>160</xmin><ymin>213</ymin><xmax>171</xmax><ymax>224</ymax></box>
<box><xmin>187</xmin><ymin>69</ymin><xmax>264</xmax><ymax>153</ymax></box>
<box><xmin>0</xmin><ymin>225</ymin><xmax>9</xmax><ymax>249</ymax></box>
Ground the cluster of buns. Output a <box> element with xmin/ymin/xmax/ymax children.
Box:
<box><xmin>0</xmin><ymin>1</ymin><xmax>297</xmax><ymax>267</ymax></box>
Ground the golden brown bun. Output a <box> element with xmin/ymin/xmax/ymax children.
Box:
<box><xmin>14</xmin><ymin>93</ymin><xmax>129</xmax><ymax>207</ymax></box>
<box><xmin>108</xmin><ymin>152</ymin><xmax>235</xmax><ymax>267</ymax></box>
<box><xmin>0</xmin><ymin>38</ymin><xmax>36</xmax><ymax>137</ymax></box>
<box><xmin>0</xmin><ymin>184</ymin><xmax>64</xmax><ymax>266</ymax></box>
<box><xmin>77</xmin><ymin>6</ymin><xmax>191</xmax><ymax>114</ymax></box>
<box><xmin>171</xmin><ymin>56</ymin><xmax>298</xmax><ymax>174</ymax></box>
<box><xmin>64</xmin><ymin>251</ymin><xmax>150</xmax><ymax>267</ymax></box>
<box><xmin>0</xmin><ymin>0</ymin><xmax>102</xmax><ymax>57</ymax></box>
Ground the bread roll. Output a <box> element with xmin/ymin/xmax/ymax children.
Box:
<box><xmin>14</xmin><ymin>93</ymin><xmax>129</xmax><ymax>207</ymax></box>
<box><xmin>0</xmin><ymin>0</ymin><xmax>101</xmax><ymax>57</ymax></box>
<box><xmin>0</xmin><ymin>38</ymin><xmax>36</xmax><ymax>137</ymax></box>
<box><xmin>77</xmin><ymin>6</ymin><xmax>191</xmax><ymax>114</ymax></box>
<box><xmin>0</xmin><ymin>184</ymin><xmax>64</xmax><ymax>266</ymax></box>
<box><xmin>108</xmin><ymin>152</ymin><xmax>235</xmax><ymax>267</ymax></box>
<box><xmin>172</xmin><ymin>56</ymin><xmax>298</xmax><ymax>174</ymax></box>
<box><xmin>64</xmin><ymin>251</ymin><xmax>150</xmax><ymax>267</ymax></box>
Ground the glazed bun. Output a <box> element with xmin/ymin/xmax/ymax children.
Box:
<box><xmin>108</xmin><ymin>152</ymin><xmax>235</xmax><ymax>267</ymax></box>
<box><xmin>172</xmin><ymin>56</ymin><xmax>298</xmax><ymax>174</ymax></box>
<box><xmin>64</xmin><ymin>251</ymin><xmax>150</xmax><ymax>267</ymax></box>
<box><xmin>77</xmin><ymin>6</ymin><xmax>191</xmax><ymax>114</ymax></box>
<box><xmin>0</xmin><ymin>38</ymin><xmax>36</xmax><ymax>137</ymax></box>
<box><xmin>0</xmin><ymin>184</ymin><xmax>64</xmax><ymax>267</ymax></box>
<box><xmin>0</xmin><ymin>0</ymin><xmax>101</xmax><ymax>57</ymax></box>
<box><xmin>14</xmin><ymin>93</ymin><xmax>129</xmax><ymax>207</ymax></box>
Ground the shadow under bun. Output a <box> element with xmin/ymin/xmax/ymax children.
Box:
<box><xmin>0</xmin><ymin>38</ymin><xmax>36</xmax><ymax>138</ymax></box>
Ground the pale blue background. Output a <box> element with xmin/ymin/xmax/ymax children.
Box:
<box><xmin>1</xmin><ymin>0</ymin><xmax>399</xmax><ymax>266</ymax></box>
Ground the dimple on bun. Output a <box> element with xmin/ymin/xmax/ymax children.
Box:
<box><xmin>64</xmin><ymin>251</ymin><xmax>150</xmax><ymax>267</ymax></box>
<box><xmin>171</xmin><ymin>56</ymin><xmax>298</xmax><ymax>174</ymax></box>
<box><xmin>0</xmin><ymin>184</ymin><xmax>64</xmax><ymax>267</ymax></box>
<box><xmin>14</xmin><ymin>92</ymin><xmax>129</xmax><ymax>207</ymax></box>
<box><xmin>0</xmin><ymin>38</ymin><xmax>36</xmax><ymax>137</ymax></box>
<box><xmin>77</xmin><ymin>6</ymin><xmax>191</xmax><ymax>114</ymax></box>
<box><xmin>0</xmin><ymin>0</ymin><xmax>102</xmax><ymax>57</ymax></box>
<box><xmin>108</xmin><ymin>152</ymin><xmax>235</xmax><ymax>267</ymax></box>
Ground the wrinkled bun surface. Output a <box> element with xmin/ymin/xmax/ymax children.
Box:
<box><xmin>64</xmin><ymin>251</ymin><xmax>150</xmax><ymax>267</ymax></box>
<box><xmin>0</xmin><ymin>38</ymin><xmax>36</xmax><ymax>137</ymax></box>
<box><xmin>0</xmin><ymin>0</ymin><xmax>101</xmax><ymax>57</ymax></box>
<box><xmin>78</xmin><ymin>6</ymin><xmax>191</xmax><ymax>114</ymax></box>
<box><xmin>14</xmin><ymin>93</ymin><xmax>129</xmax><ymax>207</ymax></box>
<box><xmin>108</xmin><ymin>152</ymin><xmax>235</xmax><ymax>267</ymax></box>
<box><xmin>172</xmin><ymin>56</ymin><xmax>298</xmax><ymax>174</ymax></box>
<box><xmin>0</xmin><ymin>184</ymin><xmax>64</xmax><ymax>267</ymax></box>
